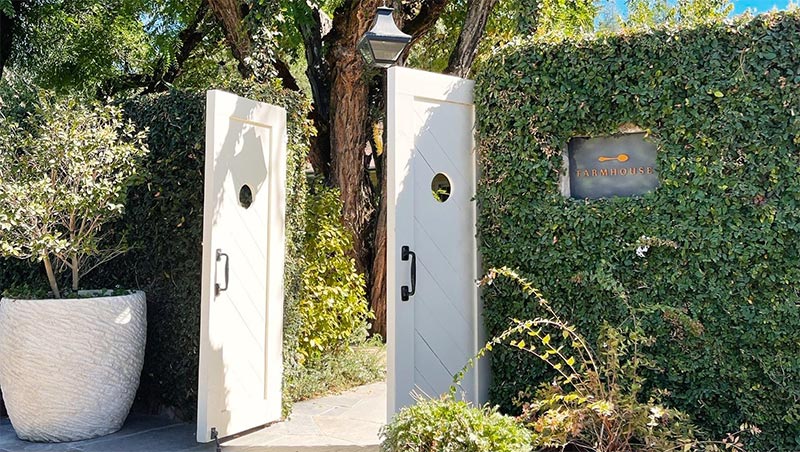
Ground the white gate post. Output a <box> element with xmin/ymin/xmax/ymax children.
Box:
<box><xmin>386</xmin><ymin>67</ymin><xmax>488</xmax><ymax>418</ymax></box>
<box><xmin>197</xmin><ymin>90</ymin><xmax>286</xmax><ymax>442</ymax></box>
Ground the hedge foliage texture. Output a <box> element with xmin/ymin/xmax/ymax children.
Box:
<box><xmin>475</xmin><ymin>11</ymin><xmax>800</xmax><ymax>450</ymax></box>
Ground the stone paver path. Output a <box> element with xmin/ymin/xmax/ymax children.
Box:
<box><xmin>223</xmin><ymin>381</ymin><xmax>385</xmax><ymax>451</ymax></box>
<box><xmin>0</xmin><ymin>414</ymin><xmax>211</xmax><ymax>452</ymax></box>
<box><xmin>0</xmin><ymin>381</ymin><xmax>385</xmax><ymax>452</ymax></box>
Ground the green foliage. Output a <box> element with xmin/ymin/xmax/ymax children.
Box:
<box><xmin>534</xmin><ymin>0</ymin><xmax>598</xmax><ymax>38</ymax></box>
<box><xmin>407</xmin><ymin>0</ymin><xmax>728</xmax><ymax>74</ymax></box>
<box><xmin>17</xmin><ymin>0</ymin><xmax>150</xmax><ymax>93</ymax></box>
<box><xmin>76</xmin><ymin>89</ymin><xmax>207</xmax><ymax>417</ymax></box>
<box><xmin>477</xmin><ymin>268</ymin><xmax>759</xmax><ymax>451</ymax></box>
<box><xmin>407</xmin><ymin>0</ymin><xmax>598</xmax><ymax>73</ymax></box>
<box><xmin>622</xmin><ymin>0</ymin><xmax>733</xmax><ymax>30</ymax></box>
<box><xmin>9</xmin><ymin>0</ymin><xmax>214</xmax><ymax>95</ymax></box>
<box><xmin>474</xmin><ymin>11</ymin><xmax>800</xmax><ymax>450</ymax></box>
<box><xmin>0</xmin><ymin>89</ymin><xmax>147</xmax><ymax>296</ymax></box>
<box><xmin>284</xmin><ymin>342</ymin><xmax>385</xmax><ymax>403</ymax></box>
<box><xmin>380</xmin><ymin>395</ymin><xmax>533</xmax><ymax>452</ymax></box>
<box><xmin>298</xmin><ymin>181</ymin><xmax>371</xmax><ymax>363</ymax></box>
<box><xmin>0</xmin><ymin>0</ymin><xmax>13</xmax><ymax>17</ymax></box>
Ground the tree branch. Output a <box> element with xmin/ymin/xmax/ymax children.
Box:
<box><xmin>161</xmin><ymin>0</ymin><xmax>212</xmax><ymax>84</ymax></box>
<box><xmin>445</xmin><ymin>0</ymin><xmax>498</xmax><ymax>78</ymax></box>
<box><xmin>208</xmin><ymin>0</ymin><xmax>253</xmax><ymax>78</ymax></box>
<box><xmin>272</xmin><ymin>57</ymin><xmax>300</xmax><ymax>91</ymax></box>
<box><xmin>298</xmin><ymin>2</ymin><xmax>333</xmax><ymax>176</ymax></box>
<box><xmin>100</xmin><ymin>0</ymin><xmax>212</xmax><ymax>96</ymax></box>
<box><xmin>402</xmin><ymin>0</ymin><xmax>449</xmax><ymax>40</ymax></box>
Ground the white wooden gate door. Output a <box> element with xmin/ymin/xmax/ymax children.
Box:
<box><xmin>197</xmin><ymin>90</ymin><xmax>286</xmax><ymax>442</ymax></box>
<box><xmin>387</xmin><ymin>67</ymin><xmax>488</xmax><ymax>416</ymax></box>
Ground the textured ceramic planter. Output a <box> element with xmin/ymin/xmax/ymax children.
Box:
<box><xmin>0</xmin><ymin>291</ymin><xmax>146</xmax><ymax>442</ymax></box>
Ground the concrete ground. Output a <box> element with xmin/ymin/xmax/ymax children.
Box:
<box><xmin>0</xmin><ymin>381</ymin><xmax>385</xmax><ymax>452</ymax></box>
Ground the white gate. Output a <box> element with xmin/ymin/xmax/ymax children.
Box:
<box><xmin>387</xmin><ymin>67</ymin><xmax>488</xmax><ymax>416</ymax></box>
<box><xmin>197</xmin><ymin>90</ymin><xmax>286</xmax><ymax>442</ymax></box>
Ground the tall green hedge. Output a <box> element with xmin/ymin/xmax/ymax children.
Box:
<box><xmin>0</xmin><ymin>80</ymin><xmax>309</xmax><ymax>417</ymax></box>
<box><xmin>475</xmin><ymin>11</ymin><xmax>800</xmax><ymax>450</ymax></box>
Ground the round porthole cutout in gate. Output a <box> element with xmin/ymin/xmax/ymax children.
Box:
<box><xmin>239</xmin><ymin>184</ymin><xmax>253</xmax><ymax>208</ymax></box>
<box><xmin>431</xmin><ymin>173</ymin><xmax>452</xmax><ymax>203</ymax></box>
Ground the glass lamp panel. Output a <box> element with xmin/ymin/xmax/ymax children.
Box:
<box><xmin>358</xmin><ymin>37</ymin><xmax>376</xmax><ymax>66</ymax></box>
<box><xmin>370</xmin><ymin>39</ymin><xmax>406</xmax><ymax>65</ymax></box>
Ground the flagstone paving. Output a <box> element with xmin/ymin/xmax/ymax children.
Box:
<box><xmin>0</xmin><ymin>381</ymin><xmax>385</xmax><ymax>452</ymax></box>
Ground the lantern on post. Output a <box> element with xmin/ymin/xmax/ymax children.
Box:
<box><xmin>358</xmin><ymin>6</ymin><xmax>411</xmax><ymax>68</ymax></box>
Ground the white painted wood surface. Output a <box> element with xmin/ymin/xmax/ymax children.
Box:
<box><xmin>387</xmin><ymin>67</ymin><xmax>487</xmax><ymax>417</ymax></box>
<box><xmin>197</xmin><ymin>90</ymin><xmax>286</xmax><ymax>442</ymax></box>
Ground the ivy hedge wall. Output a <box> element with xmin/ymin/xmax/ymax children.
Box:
<box><xmin>475</xmin><ymin>11</ymin><xmax>800</xmax><ymax>450</ymax></box>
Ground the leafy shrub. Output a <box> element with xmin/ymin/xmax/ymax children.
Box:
<box><xmin>381</xmin><ymin>395</ymin><xmax>532</xmax><ymax>452</ymax></box>
<box><xmin>284</xmin><ymin>340</ymin><xmax>385</xmax><ymax>403</ymax></box>
<box><xmin>476</xmin><ymin>267</ymin><xmax>759</xmax><ymax>452</ymax></box>
<box><xmin>297</xmin><ymin>181</ymin><xmax>371</xmax><ymax>363</ymax></box>
<box><xmin>475</xmin><ymin>11</ymin><xmax>800</xmax><ymax>449</ymax></box>
<box><xmin>0</xmin><ymin>91</ymin><xmax>147</xmax><ymax>297</ymax></box>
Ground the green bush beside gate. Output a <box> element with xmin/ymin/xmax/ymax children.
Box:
<box><xmin>475</xmin><ymin>11</ymin><xmax>800</xmax><ymax>450</ymax></box>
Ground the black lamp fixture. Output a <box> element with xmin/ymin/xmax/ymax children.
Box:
<box><xmin>358</xmin><ymin>6</ymin><xmax>411</xmax><ymax>68</ymax></box>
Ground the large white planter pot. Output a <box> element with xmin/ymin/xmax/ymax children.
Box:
<box><xmin>0</xmin><ymin>291</ymin><xmax>146</xmax><ymax>442</ymax></box>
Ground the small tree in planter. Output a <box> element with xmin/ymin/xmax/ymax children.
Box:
<box><xmin>0</xmin><ymin>91</ymin><xmax>149</xmax><ymax>442</ymax></box>
<box><xmin>0</xmin><ymin>95</ymin><xmax>146</xmax><ymax>297</ymax></box>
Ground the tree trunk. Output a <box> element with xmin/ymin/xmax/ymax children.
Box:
<box><xmin>328</xmin><ymin>62</ymin><xmax>375</xmax><ymax>277</ymax></box>
<box><xmin>71</xmin><ymin>254</ymin><xmax>80</xmax><ymax>292</ymax></box>
<box><xmin>299</xmin><ymin>4</ymin><xmax>333</xmax><ymax>177</ymax></box>
<box><xmin>207</xmin><ymin>0</ymin><xmax>253</xmax><ymax>78</ymax></box>
<box><xmin>445</xmin><ymin>0</ymin><xmax>500</xmax><ymax>78</ymax></box>
<box><xmin>369</xmin><ymin>149</ymin><xmax>387</xmax><ymax>339</ymax></box>
<box><xmin>43</xmin><ymin>254</ymin><xmax>60</xmax><ymax>299</ymax></box>
<box><xmin>326</xmin><ymin>0</ymin><xmax>382</xmax><ymax>278</ymax></box>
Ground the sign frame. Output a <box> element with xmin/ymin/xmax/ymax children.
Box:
<box><xmin>561</xmin><ymin>127</ymin><xmax>659</xmax><ymax>200</ymax></box>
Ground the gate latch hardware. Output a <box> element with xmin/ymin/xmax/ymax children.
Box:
<box><xmin>215</xmin><ymin>249</ymin><xmax>229</xmax><ymax>296</ymax></box>
<box><xmin>401</xmin><ymin>246</ymin><xmax>416</xmax><ymax>301</ymax></box>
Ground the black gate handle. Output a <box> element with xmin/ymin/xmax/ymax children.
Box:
<box><xmin>401</xmin><ymin>246</ymin><xmax>416</xmax><ymax>301</ymax></box>
<box><xmin>215</xmin><ymin>249</ymin><xmax>229</xmax><ymax>296</ymax></box>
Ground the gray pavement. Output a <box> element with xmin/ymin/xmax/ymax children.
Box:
<box><xmin>0</xmin><ymin>414</ymin><xmax>212</xmax><ymax>452</ymax></box>
<box><xmin>0</xmin><ymin>381</ymin><xmax>386</xmax><ymax>452</ymax></box>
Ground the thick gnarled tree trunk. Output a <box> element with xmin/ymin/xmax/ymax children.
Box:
<box><xmin>210</xmin><ymin>0</ymin><xmax>500</xmax><ymax>338</ymax></box>
<box><xmin>326</xmin><ymin>0</ymin><xmax>380</xmax><ymax>276</ymax></box>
